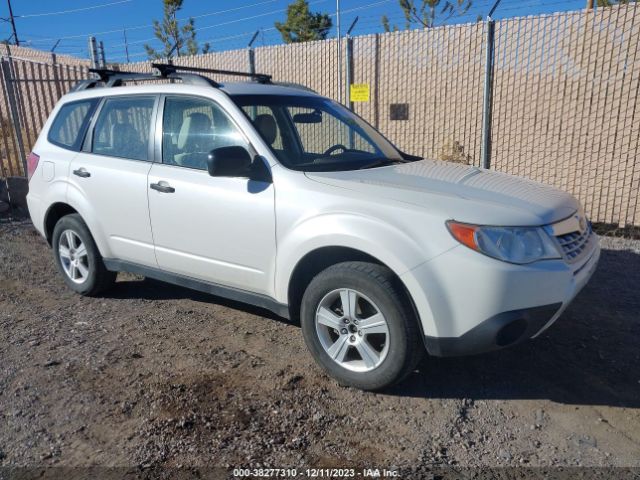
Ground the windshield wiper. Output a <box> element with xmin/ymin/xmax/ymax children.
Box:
<box><xmin>358</xmin><ymin>159</ymin><xmax>403</xmax><ymax>170</ymax></box>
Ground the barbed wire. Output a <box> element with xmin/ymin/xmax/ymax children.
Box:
<box><xmin>19</xmin><ymin>0</ymin><xmax>593</xmax><ymax>63</ymax></box>
<box><xmin>20</xmin><ymin>0</ymin><xmax>281</xmax><ymax>44</ymax></box>
<box><xmin>15</xmin><ymin>0</ymin><xmax>132</xmax><ymax>19</ymax></box>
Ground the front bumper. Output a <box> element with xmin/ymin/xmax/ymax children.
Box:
<box><xmin>423</xmin><ymin>303</ymin><xmax>562</xmax><ymax>356</ymax></box>
<box><xmin>401</xmin><ymin>235</ymin><xmax>601</xmax><ymax>357</ymax></box>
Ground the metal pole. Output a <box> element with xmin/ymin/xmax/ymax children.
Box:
<box><xmin>6</xmin><ymin>0</ymin><xmax>19</xmax><ymax>46</ymax></box>
<box><xmin>88</xmin><ymin>36</ymin><xmax>99</xmax><ymax>68</ymax></box>
<box><xmin>247</xmin><ymin>30</ymin><xmax>260</xmax><ymax>118</ymax></box>
<box><xmin>247</xmin><ymin>30</ymin><xmax>259</xmax><ymax>74</ymax></box>
<box><xmin>99</xmin><ymin>41</ymin><xmax>106</xmax><ymax>67</ymax></box>
<box><xmin>346</xmin><ymin>36</ymin><xmax>353</xmax><ymax>109</ymax></box>
<box><xmin>123</xmin><ymin>28</ymin><xmax>130</xmax><ymax>63</ymax></box>
<box><xmin>480</xmin><ymin>18</ymin><xmax>495</xmax><ymax>169</ymax></box>
<box><xmin>336</xmin><ymin>0</ymin><xmax>342</xmax><ymax>104</ymax></box>
<box><xmin>1</xmin><ymin>58</ymin><xmax>26</xmax><ymax>176</ymax></box>
<box><xmin>346</xmin><ymin>35</ymin><xmax>354</xmax><ymax>148</ymax></box>
<box><xmin>345</xmin><ymin>16</ymin><xmax>358</xmax><ymax>112</ymax></box>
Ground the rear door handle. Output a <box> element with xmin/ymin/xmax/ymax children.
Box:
<box><xmin>150</xmin><ymin>182</ymin><xmax>175</xmax><ymax>193</ymax></box>
<box><xmin>73</xmin><ymin>168</ymin><xmax>91</xmax><ymax>178</ymax></box>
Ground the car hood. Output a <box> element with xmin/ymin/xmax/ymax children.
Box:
<box><xmin>305</xmin><ymin>159</ymin><xmax>579</xmax><ymax>226</ymax></box>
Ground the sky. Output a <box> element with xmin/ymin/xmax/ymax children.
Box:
<box><xmin>0</xmin><ymin>0</ymin><xmax>588</xmax><ymax>63</ymax></box>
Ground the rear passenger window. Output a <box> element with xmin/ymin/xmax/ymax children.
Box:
<box><xmin>48</xmin><ymin>99</ymin><xmax>98</xmax><ymax>150</ymax></box>
<box><xmin>92</xmin><ymin>96</ymin><xmax>155</xmax><ymax>161</ymax></box>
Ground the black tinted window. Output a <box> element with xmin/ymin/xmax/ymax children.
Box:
<box><xmin>92</xmin><ymin>96</ymin><xmax>155</xmax><ymax>161</ymax></box>
<box><xmin>48</xmin><ymin>99</ymin><xmax>98</xmax><ymax>150</ymax></box>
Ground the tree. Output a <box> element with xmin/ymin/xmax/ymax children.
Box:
<box><xmin>145</xmin><ymin>0</ymin><xmax>210</xmax><ymax>60</ymax></box>
<box><xmin>275</xmin><ymin>0</ymin><xmax>333</xmax><ymax>44</ymax></box>
<box><xmin>382</xmin><ymin>0</ymin><xmax>472</xmax><ymax>32</ymax></box>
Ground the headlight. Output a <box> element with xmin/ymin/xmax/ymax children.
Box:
<box><xmin>446</xmin><ymin>221</ymin><xmax>561</xmax><ymax>264</ymax></box>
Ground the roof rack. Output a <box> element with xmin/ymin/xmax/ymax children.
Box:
<box><xmin>151</xmin><ymin>63</ymin><xmax>272</xmax><ymax>84</ymax></box>
<box><xmin>71</xmin><ymin>63</ymin><xmax>274</xmax><ymax>92</ymax></box>
<box><xmin>71</xmin><ymin>67</ymin><xmax>218</xmax><ymax>91</ymax></box>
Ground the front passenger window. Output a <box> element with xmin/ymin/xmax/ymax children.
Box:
<box><xmin>92</xmin><ymin>96</ymin><xmax>155</xmax><ymax>161</ymax></box>
<box><xmin>162</xmin><ymin>96</ymin><xmax>248</xmax><ymax>170</ymax></box>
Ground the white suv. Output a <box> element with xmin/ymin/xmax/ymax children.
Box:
<box><xmin>26</xmin><ymin>65</ymin><xmax>600</xmax><ymax>390</ymax></box>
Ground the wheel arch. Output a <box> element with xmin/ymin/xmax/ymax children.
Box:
<box><xmin>43</xmin><ymin>202</ymin><xmax>78</xmax><ymax>245</ymax></box>
<box><xmin>284</xmin><ymin>246</ymin><xmax>426</xmax><ymax>338</ymax></box>
<box><xmin>43</xmin><ymin>199</ymin><xmax>110</xmax><ymax>258</ymax></box>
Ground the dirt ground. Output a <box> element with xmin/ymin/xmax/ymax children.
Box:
<box><xmin>1</xmin><ymin>222</ymin><xmax>639</xmax><ymax>478</ymax></box>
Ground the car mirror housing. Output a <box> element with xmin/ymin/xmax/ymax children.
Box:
<box><xmin>292</xmin><ymin>111</ymin><xmax>322</xmax><ymax>124</ymax></box>
<box><xmin>207</xmin><ymin>146</ymin><xmax>252</xmax><ymax>178</ymax></box>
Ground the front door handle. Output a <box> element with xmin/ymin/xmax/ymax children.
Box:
<box><xmin>73</xmin><ymin>168</ymin><xmax>91</xmax><ymax>178</ymax></box>
<box><xmin>150</xmin><ymin>182</ymin><xmax>175</xmax><ymax>193</ymax></box>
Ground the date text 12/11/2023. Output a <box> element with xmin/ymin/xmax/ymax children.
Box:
<box><xmin>232</xmin><ymin>467</ymin><xmax>400</xmax><ymax>478</ymax></box>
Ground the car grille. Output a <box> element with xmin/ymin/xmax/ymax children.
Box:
<box><xmin>556</xmin><ymin>223</ymin><xmax>594</xmax><ymax>264</ymax></box>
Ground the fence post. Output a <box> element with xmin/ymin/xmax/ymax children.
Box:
<box><xmin>248</xmin><ymin>48</ymin><xmax>255</xmax><ymax>75</ymax></box>
<box><xmin>373</xmin><ymin>33</ymin><xmax>380</xmax><ymax>129</ymax></box>
<box><xmin>481</xmin><ymin>18</ymin><xmax>496</xmax><ymax>169</ymax></box>
<box><xmin>0</xmin><ymin>57</ymin><xmax>27</xmax><ymax>177</ymax></box>
<box><xmin>50</xmin><ymin>53</ymin><xmax>63</xmax><ymax>100</ymax></box>
<box><xmin>345</xmin><ymin>36</ymin><xmax>353</xmax><ymax>110</ymax></box>
<box><xmin>344</xmin><ymin>17</ymin><xmax>358</xmax><ymax>111</ymax></box>
<box><xmin>247</xmin><ymin>31</ymin><xmax>260</xmax><ymax>119</ymax></box>
<box><xmin>88</xmin><ymin>36</ymin><xmax>99</xmax><ymax>69</ymax></box>
<box><xmin>247</xmin><ymin>30</ymin><xmax>259</xmax><ymax>75</ymax></box>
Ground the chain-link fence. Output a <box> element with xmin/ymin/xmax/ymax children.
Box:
<box><xmin>0</xmin><ymin>4</ymin><xmax>638</xmax><ymax>227</ymax></box>
<box><xmin>0</xmin><ymin>56</ymin><xmax>89</xmax><ymax>178</ymax></box>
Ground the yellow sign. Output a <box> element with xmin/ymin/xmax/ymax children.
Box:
<box><xmin>350</xmin><ymin>83</ymin><xmax>370</xmax><ymax>102</ymax></box>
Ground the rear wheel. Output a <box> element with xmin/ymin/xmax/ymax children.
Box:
<box><xmin>52</xmin><ymin>214</ymin><xmax>116</xmax><ymax>296</ymax></box>
<box><xmin>300</xmin><ymin>261</ymin><xmax>423</xmax><ymax>391</ymax></box>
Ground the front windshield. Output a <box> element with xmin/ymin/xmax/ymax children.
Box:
<box><xmin>232</xmin><ymin>94</ymin><xmax>405</xmax><ymax>172</ymax></box>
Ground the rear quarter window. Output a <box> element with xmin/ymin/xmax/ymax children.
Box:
<box><xmin>47</xmin><ymin>98</ymin><xmax>99</xmax><ymax>151</ymax></box>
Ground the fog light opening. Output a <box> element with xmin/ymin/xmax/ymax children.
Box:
<box><xmin>495</xmin><ymin>319</ymin><xmax>527</xmax><ymax>347</ymax></box>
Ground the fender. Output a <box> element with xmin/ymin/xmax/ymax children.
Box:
<box><xmin>274</xmin><ymin>212</ymin><xmax>443</xmax><ymax>331</ymax></box>
<box><xmin>63</xmin><ymin>182</ymin><xmax>113</xmax><ymax>258</ymax></box>
<box><xmin>30</xmin><ymin>177</ymin><xmax>67</xmax><ymax>238</ymax></box>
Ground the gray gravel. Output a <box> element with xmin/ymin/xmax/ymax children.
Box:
<box><xmin>0</xmin><ymin>223</ymin><xmax>639</xmax><ymax>477</ymax></box>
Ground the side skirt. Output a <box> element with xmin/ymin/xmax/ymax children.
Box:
<box><xmin>103</xmin><ymin>258</ymin><xmax>290</xmax><ymax>319</ymax></box>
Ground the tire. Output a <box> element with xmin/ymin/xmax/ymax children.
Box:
<box><xmin>300</xmin><ymin>261</ymin><xmax>423</xmax><ymax>391</ymax></box>
<box><xmin>52</xmin><ymin>213</ymin><xmax>116</xmax><ymax>296</ymax></box>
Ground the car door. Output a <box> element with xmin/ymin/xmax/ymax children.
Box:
<box><xmin>68</xmin><ymin>94</ymin><xmax>158</xmax><ymax>266</ymax></box>
<box><xmin>147</xmin><ymin>94</ymin><xmax>275</xmax><ymax>295</ymax></box>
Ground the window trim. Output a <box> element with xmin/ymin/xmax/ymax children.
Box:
<box><xmin>47</xmin><ymin>98</ymin><xmax>100</xmax><ymax>152</ymax></box>
<box><xmin>83</xmin><ymin>94</ymin><xmax>160</xmax><ymax>163</ymax></box>
<box><xmin>154</xmin><ymin>93</ymin><xmax>258</xmax><ymax>172</ymax></box>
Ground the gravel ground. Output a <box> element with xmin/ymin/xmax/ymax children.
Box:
<box><xmin>0</xmin><ymin>222</ymin><xmax>639</xmax><ymax>478</ymax></box>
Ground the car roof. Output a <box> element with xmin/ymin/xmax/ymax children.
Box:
<box><xmin>60</xmin><ymin>80</ymin><xmax>320</xmax><ymax>103</ymax></box>
<box><xmin>220</xmin><ymin>81</ymin><xmax>317</xmax><ymax>96</ymax></box>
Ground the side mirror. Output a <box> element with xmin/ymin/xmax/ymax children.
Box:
<box><xmin>292</xmin><ymin>111</ymin><xmax>322</xmax><ymax>124</ymax></box>
<box><xmin>207</xmin><ymin>146</ymin><xmax>252</xmax><ymax>177</ymax></box>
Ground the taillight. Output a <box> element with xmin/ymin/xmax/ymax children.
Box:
<box><xmin>27</xmin><ymin>152</ymin><xmax>40</xmax><ymax>181</ymax></box>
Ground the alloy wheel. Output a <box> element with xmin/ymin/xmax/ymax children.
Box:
<box><xmin>315</xmin><ymin>288</ymin><xmax>390</xmax><ymax>372</ymax></box>
<box><xmin>58</xmin><ymin>229</ymin><xmax>89</xmax><ymax>284</ymax></box>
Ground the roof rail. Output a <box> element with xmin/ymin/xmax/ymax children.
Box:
<box><xmin>71</xmin><ymin>64</ymin><xmax>274</xmax><ymax>92</ymax></box>
<box><xmin>70</xmin><ymin>66</ymin><xmax>221</xmax><ymax>92</ymax></box>
<box><xmin>151</xmin><ymin>63</ymin><xmax>272</xmax><ymax>84</ymax></box>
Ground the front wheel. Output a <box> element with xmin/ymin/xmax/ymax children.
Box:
<box><xmin>52</xmin><ymin>214</ymin><xmax>116</xmax><ymax>296</ymax></box>
<box><xmin>300</xmin><ymin>261</ymin><xmax>423</xmax><ymax>391</ymax></box>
